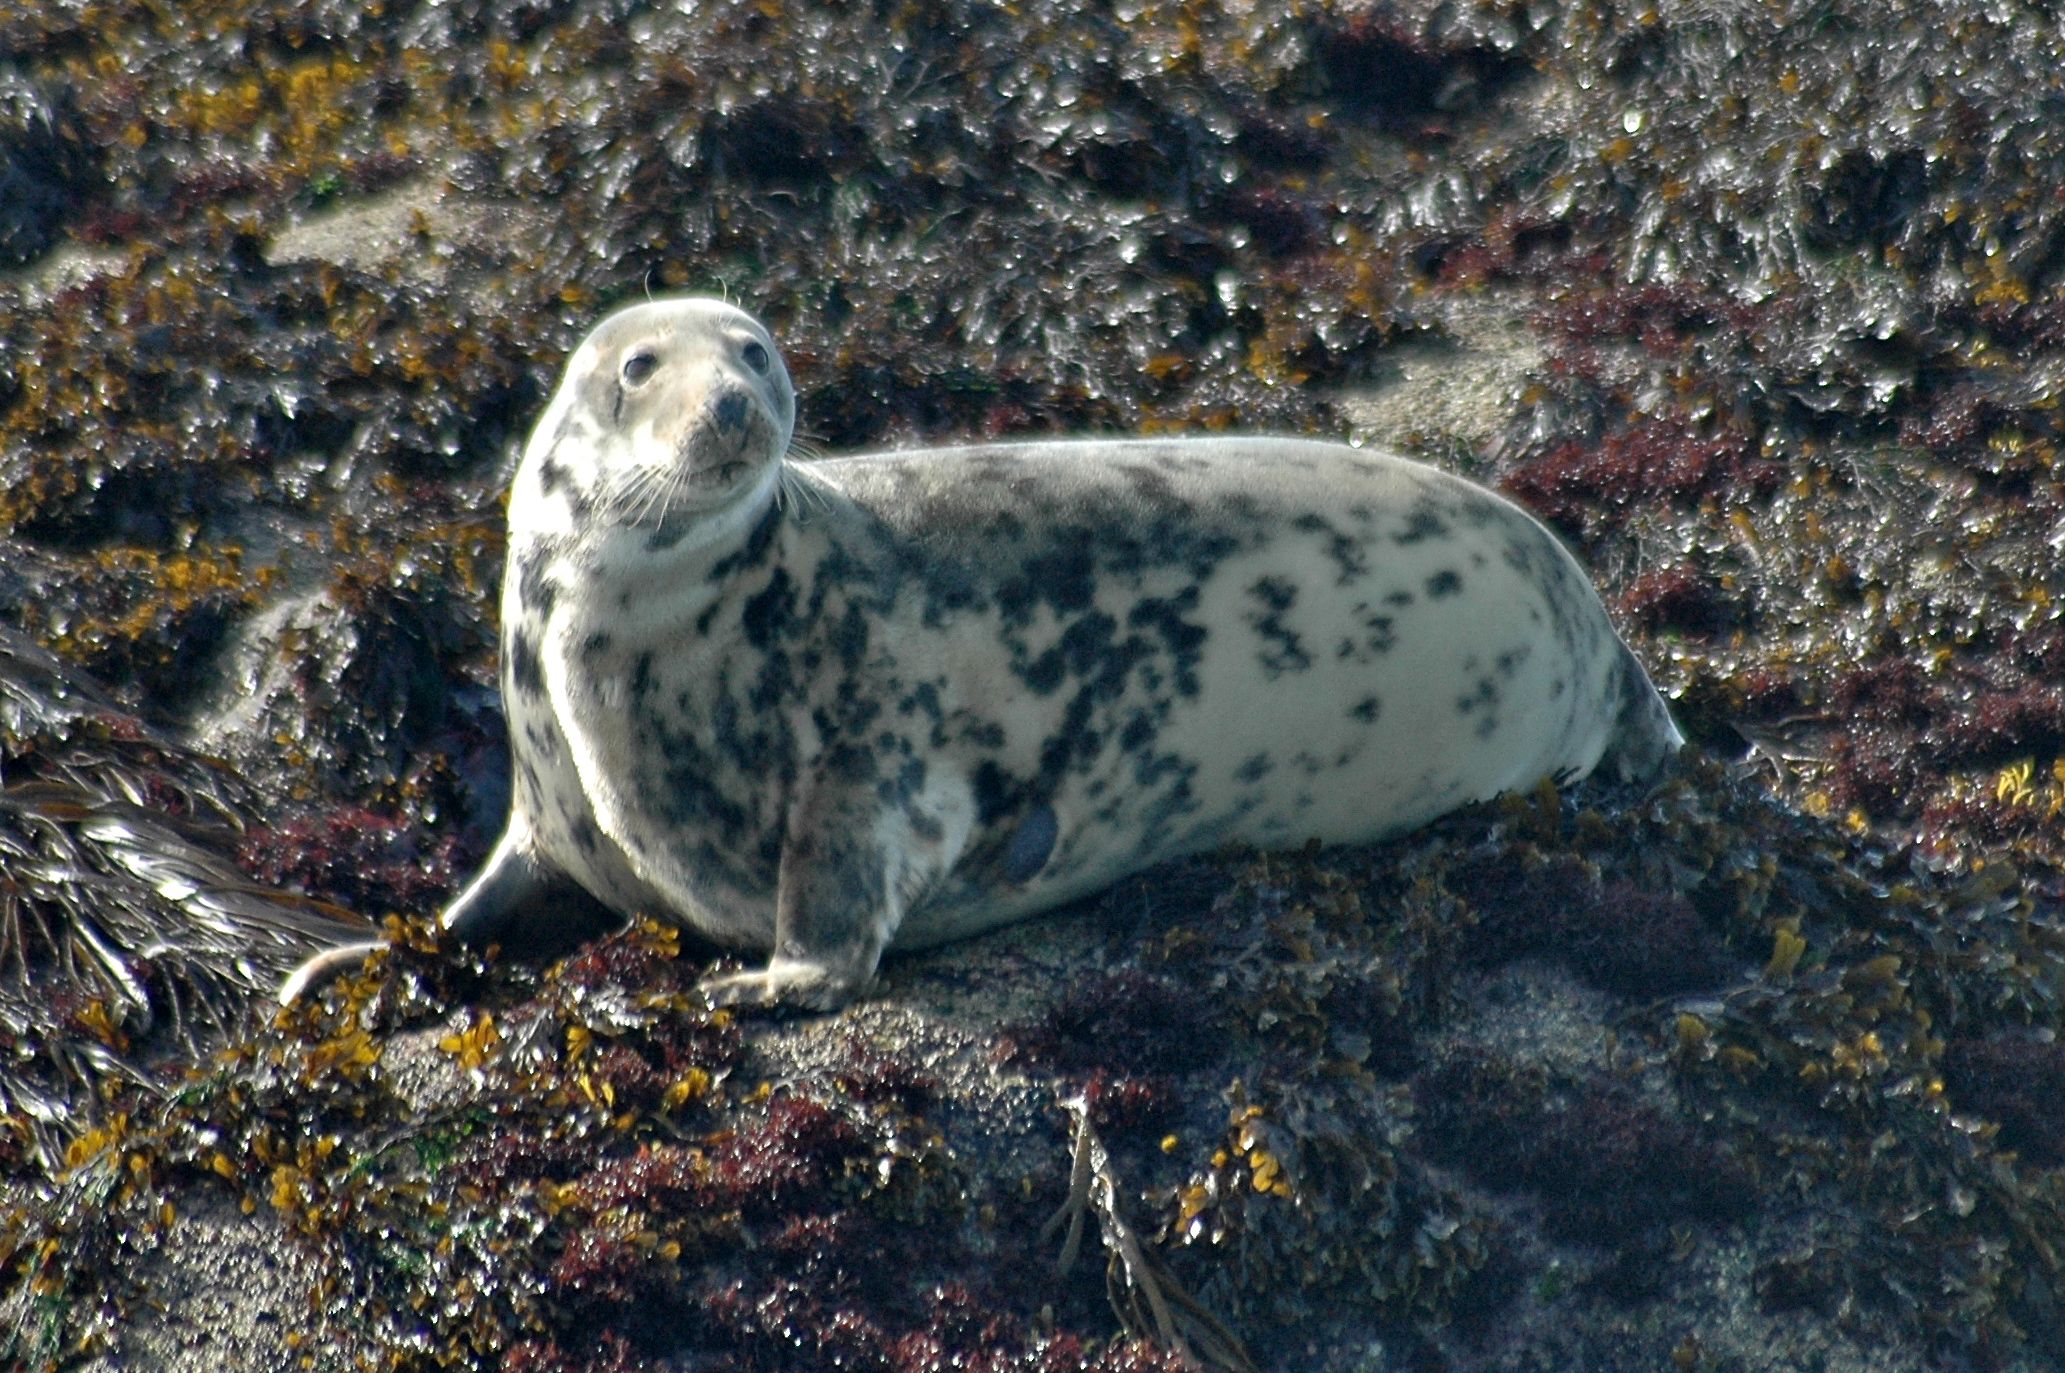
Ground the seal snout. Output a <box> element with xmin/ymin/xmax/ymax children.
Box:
<box><xmin>712</xmin><ymin>388</ymin><xmax>752</xmax><ymax>437</ymax></box>
<box><xmin>678</xmin><ymin>377</ymin><xmax>777</xmax><ymax>485</ymax></box>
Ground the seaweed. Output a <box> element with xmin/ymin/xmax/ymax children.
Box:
<box><xmin>1415</xmin><ymin>1050</ymin><xmax>1753</xmax><ymax>1245</ymax></box>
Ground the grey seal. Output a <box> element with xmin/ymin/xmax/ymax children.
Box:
<box><xmin>282</xmin><ymin>297</ymin><xmax>1681</xmax><ymax>1011</ymax></box>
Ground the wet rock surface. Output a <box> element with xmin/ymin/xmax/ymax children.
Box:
<box><xmin>5</xmin><ymin>0</ymin><xmax>2065</xmax><ymax>1370</ymax></box>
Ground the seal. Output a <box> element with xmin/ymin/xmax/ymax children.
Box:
<box><xmin>280</xmin><ymin>297</ymin><xmax>1682</xmax><ymax>1012</ymax></box>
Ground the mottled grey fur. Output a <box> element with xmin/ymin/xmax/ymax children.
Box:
<box><xmin>282</xmin><ymin>298</ymin><xmax>1681</xmax><ymax>1011</ymax></box>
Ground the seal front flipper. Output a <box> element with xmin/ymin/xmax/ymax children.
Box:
<box><xmin>700</xmin><ymin>839</ymin><xmax>896</xmax><ymax>1013</ymax></box>
<box><xmin>278</xmin><ymin>938</ymin><xmax>387</xmax><ymax>1006</ymax></box>
<box><xmin>277</xmin><ymin>834</ymin><xmax>624</xmax><ymax>1004</ymax></box>
<box><xmin>442</xmin><ymin>832</ymin><xmax>625</xmax><ymax>958</ymax></box>
<box><xmin>701</xmin><ymin>789</ymin><xmax>910</xmax><ymax>1013</ymax></box>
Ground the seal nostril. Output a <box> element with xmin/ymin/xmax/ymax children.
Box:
<box><xmin>713</xmin><ymin>390</ymin><xmax>750</xmax><ymax>435</ymax></box>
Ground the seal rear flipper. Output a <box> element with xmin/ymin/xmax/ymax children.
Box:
<box><xmin>442</xmin><ymin>834</ymin><xmax>627</xmax><ymax>959</ymax></box>
<box><xmin>1596</xmin><ymin>643</ymin><xmax>1685</xmax><ymax>784</ymax></box>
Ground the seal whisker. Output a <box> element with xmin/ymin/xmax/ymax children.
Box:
<box><xmin>777</xmin><ymin>463</ymin><xmax>829</xmax><ymax>522</ymax></box>
<box><xmin>614</xmin><ymin>465</ymin><xmax>672</xmax><ymax>526</ymax></box>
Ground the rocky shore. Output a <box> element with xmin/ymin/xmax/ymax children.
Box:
<box><xmin>5</xmin><ymin>1</ymin><xmax>2065</xmax><ymax>1369</ymax></box>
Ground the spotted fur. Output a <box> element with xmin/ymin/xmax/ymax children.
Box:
<box><xmin>285</xmin><ymin>298</ymin><xmax>1682</xmax><ymax>1012</ymax></box>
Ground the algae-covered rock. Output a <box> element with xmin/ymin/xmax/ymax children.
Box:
<box><xmin>5</xmin><ymin>0</ymin><xmax>2065</xmax><ymax>1370</ymax></box>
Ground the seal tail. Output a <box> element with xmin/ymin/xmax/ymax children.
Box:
<box><xmin>1595</xmin><ymin>644</ymin><xmax>1684</xmax><ymax>784</ymax></box>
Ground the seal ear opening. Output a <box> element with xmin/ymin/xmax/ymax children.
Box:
<box><xmin>443</xmin><ymin>836</ymin><xmax>626</xmax><ymax>959</ymax></box>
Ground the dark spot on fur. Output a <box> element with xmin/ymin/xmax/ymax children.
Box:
<box><xmin>581</xmin><ymin>632</ymin><xmax>612</xmax><ymax>661</ymax></box>
<box><xmin>1039</xmin><ymin>693</ymin><xmax>1100</xmax><ymax>779</ymax></box>
<box><xmin>1338</xmin><ymin>606</ymin><xmax>1395</xmax><ymax>662</ymax></box>
<box><xmin>999</xmin><ymin>534</ymin><xmax>1097</xmax><ymax>626</ymax></box>
<box><xmin>825</xmin><ymin>741</ymin><xmax>877</xmax><ymax>784</ymax></box>
<box><xmin>1127</xmin><ymin>588</ymin><xmax>1208</xmax><ymax>696</ymax></box>
<box><xmin>832</xmin><ymin>602</ymin><xmax>870</xmax><ymax>669</ymax></box>
<box><xmin>1250</xmin><ymin>575</ymin><xmax>1297</xmax><ymax>613</ymax></box>
<box><xmin>1119</xmin><ymin>711</ymin><xmax>1156</xmax><ymax>753</ymax></box>
<box><xmin>1020</xmin><ymin>646</ymin><xmax>1066</xmax><ymax>695</ymax></box>
<box><xmin>650</xmin><ymin>727</ymin><xmax>759</xmax><ymax>859</ymax></box>
<box><xmin>899</xmin><ymin>681</ymin><xmax>941</xmax><ymax>720</ymax></box>
<box><xmin>516</xmin><ymin>757</ymin><xmax>543</xmax><ymax>807</ymax></box>
<box><xmin>1246</xmin><ymin>575</ymin><xmax>1310</xmax><ymax>676</ymax></box>
<box><xmin>507</xmin><ymin>628</ymin><xmax>546</xmax><ymax>697</ymax></box>
<box><xmin>1427</xmin><ymin>569</ymin><xmax>1463</xmax><ymax>598</ymax></box>
<box><xmin>741</xmin><ymin>568</ymin><xmax>796</xmax><ymax>649</ymax></box>
<box><xmin>1351</xmin><ymin>695</ymin><xmax>1381</xmax><ymax>722</ymax></box>
<box><xmin>1293</xmin><ymin>512</ymin><xmax>1369</xmax><ymax>583</ymax></box>
<box><xmin>646</xmin><ymin>519</ymin><xmax>691</xmax><ymax>552</ymax></box>
<box><xmin>878</xmin><ymin>753</ymin><xmax>928</xmax><ymax>808</ymax></box>
<box><xmin>972</xmin><ymin>760</ymin><xmax>1029</xmax><ymax>827</ymax></box>
<box><xmin>1394</xmin><ymin>504</ymin><xmax>1451</xmax><ymax>544</ymax></box>
<box><xmin>1015</xmin><ymin>609</ymin><xmax>1144</xmax><ymax>702</ymax></box>
<box><xmin>1003</xmin><ymin>805</ymin><xmax>1058</xmax><ymax>883</ymax></box>
<box><xmin>1234</xmin><ymin>752</ymin><xmax>1272</xmax><ymax>783</ymax></box>
<box><xmin>517</xmin><ymin>548</ymin><xmax>557</xmax><ymax>616</ymax></box>
<box><xmin>1457</xmin><ymin>675</ymin><xmax>1501</xmax><ymax>737</ymax></box>
<box><xmin>706</xmin><ymin>502</ymin><xmax>783</xmax><ymax>581</ymax></box>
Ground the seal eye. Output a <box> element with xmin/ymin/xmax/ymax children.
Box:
<box><xmin>621</xmin><ymin>352</ymin><xmax>658</xmax><ymax>386</ymax></box>
<box><xmin>741</xmin><ymin>341</ymin><xmax>770</xmax><ymax>375</ymax></box>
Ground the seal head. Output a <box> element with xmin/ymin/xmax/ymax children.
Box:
<box><xmin>519</xmin><ymin>297</ymin><xmax>795</xmax><ymax>538</ymax></box>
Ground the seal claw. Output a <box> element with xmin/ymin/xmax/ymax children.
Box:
<box><xmin>700</xmin><ymin>959</ymin><xmax>871</xmax><ymax>1014</ymax></box>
